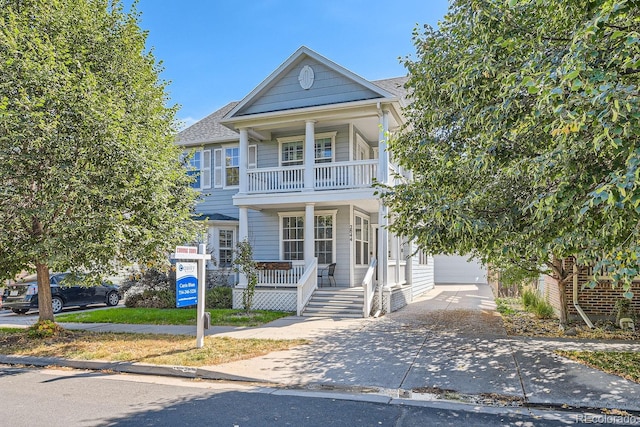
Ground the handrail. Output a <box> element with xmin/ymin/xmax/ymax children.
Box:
<box><xmin>362</xmin><ymin>257</ymin><xmax>378</xmax><ymax>317</ymax></box>
<box><xmin>296</xmin><ymin>258</ymin><xmax>318</xmax><ymax>316</ymax></box>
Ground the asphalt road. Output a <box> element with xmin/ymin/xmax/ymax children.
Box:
<box><xmin>0</xmin><ymin>365</ymin><xmax>598</xmax><ymax>427</ymax></box>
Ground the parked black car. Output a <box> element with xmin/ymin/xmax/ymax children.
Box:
<box><xmin>2</xmin><ymin>273</ymin><xmax>120</xmax><ymax>315</ymax></box>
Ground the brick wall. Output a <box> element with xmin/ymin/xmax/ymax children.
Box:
<box><xmin>539</xmin><ymin>258</ymin><xmax>640</xmax><ymax>320</ymax></box>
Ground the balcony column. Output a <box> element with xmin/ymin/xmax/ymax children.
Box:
<box><xmin>304</xmin><ymin>203</ymin><xmax>315</xmax><ymax>268</ymax></box>
<box><xmin>378</xmin><ymin>109</ymin><xmax>390</xmax><ymax>185</ymax></box>
<box><xmin>239</xmin><ymin>128</ymin><xmax>249</xmax><ymax>194</ymax></box>
<box><xmin>304</xmin><ymin>120</ymin><xmax>316</xmax><ymax>191</ymax></box>
<box><xmin>237</xmin><ymin>206</ymin><xmax>249</xmax><ymax>287</ymax></box>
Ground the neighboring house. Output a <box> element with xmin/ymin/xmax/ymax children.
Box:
<box><xmin>176</xmin><ymin>46</ymin><xmax>438</xmax><ymax>317</ymax></box>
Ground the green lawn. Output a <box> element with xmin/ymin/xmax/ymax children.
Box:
<box><xmin>55</xmin><ymin>307</ymin><xmax>292</xmax><ymax>327</ymax></box>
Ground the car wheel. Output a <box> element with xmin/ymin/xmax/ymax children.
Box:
<box><xmin>11</xmin><ymin>309</ymin><xmax>28</xmax><ymax>315</ymax></box>
<box><xmin>106</xmin><ymin>291</ymin><xmax>120</xmax><ymax>306</ymax></box>
<box><xmin>52</xmin><ymin>296</ymin><xmax>64</xmax><ymax>314</ymax></box>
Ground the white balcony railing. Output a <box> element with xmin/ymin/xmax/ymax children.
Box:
<box><xmin>246</xmin><ymin>160</ymin><xmax>378</xmax><ymax>194</ymax></box>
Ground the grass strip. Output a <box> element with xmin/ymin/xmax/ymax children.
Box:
<box><xmin>555</xmin><ymin>350</ymin><xmax>640</xmax><ymax>384</ymax></box>
<box><xmin>55</xmin><ymin>307</ymin><xmax>291</xmax><ymax>327</ymax></box>
<box><xmin>0</xmin><ymin>328</ymin><xmax>307</xmax><ymax>367</ymax></box>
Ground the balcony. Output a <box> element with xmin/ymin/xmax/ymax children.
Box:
<box><xmin>246</xmin><ymin>160</ymin><xmax>378</xmax><ymax>194</ymax></box>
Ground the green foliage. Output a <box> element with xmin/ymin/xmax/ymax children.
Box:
<box><xmin>123</xmin><ymin>268</ymin><xmax>176</xmax><ymax>309</ymax></box>
<box><xmin>522</xmin><ymin>288</ymin><xmax>555</xmax><ymax>319</ymax></box>
<box><xmin>379</xmin><ymin>0</ymin><xmax>640</xmax><ymax>324</ymax></box>
<box><xmin>522</xmin><ymin>288</ymin><xmax>538</xmax><ymax>310</ymax></box>
<box><xmin>27</xmin><ymin>320</ymin><xmax>65</xmax><ymax>339</ymax></box>
<box><xmin>495</xmin><ymin>298</ymin><xmax>516</xmax><ymax>315</ymax></box>
<box><xmin>233</xmin><ymin>240</ymin><xmax>258</xmax><ymax>313</ymax></box>
<box><xmin>206</xmin><ymin>286</ymin><xmax>232</xmax><ymax>309</ymax></box>
<box><xmin>0</xmin><ymin>0</ymin><xmax>198</xmax><ymax>321</ymax></box>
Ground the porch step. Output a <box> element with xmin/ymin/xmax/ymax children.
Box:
<box><xmin>302</xmin><ymin>287</ymin><xmax>365</xmax><ymax>318</ymax></box>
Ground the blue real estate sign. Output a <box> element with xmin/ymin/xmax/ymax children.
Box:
<box><xmin>176</xmin><ymin>262</ymin><xmax>198</xmax><ymax>308</ymax></box>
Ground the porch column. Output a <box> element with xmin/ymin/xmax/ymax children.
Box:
<box><xmin>395</xmin><ymin>233</ymin><xmax>401</xmax><ymax>284</ymax></box>
<box><xmin>239</xmin><ymin>128</ymin><xmax>249</xmax><ymax>194</ymax></box>
<box><xmin>304</xmin><ymin>120</ymin><xmax>316</xmax><ymax>191</ymax></box>
<box><xmin>378</xmin><ymin>109</ymin><xmax>391</xmax><ymax>290</ymax></box>
<box><xmin>238</xmin><ymin>206</ymin><xmax>249</xmax><ymax>287</ymax></box>
<box><xmin>378</xmin><ymin>202</ymin><xmax>389</xmax><ymax>289</ymax></box>
<box><xmin>304</xmin><ymin>203</ymin><xmax>315</xmax><ymax>267</ymax></box>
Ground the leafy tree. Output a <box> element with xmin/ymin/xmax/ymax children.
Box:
<box><xmin>380</xmin><ymin>0</ymin><xmax>640</xmax><ymax>325</ymax></box>
<box><xmin>0</xmin><ymin>0</ymin><xmax>198</xmax><ymax>321</ymax></box>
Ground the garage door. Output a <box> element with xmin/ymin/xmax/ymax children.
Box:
<box><xmin>434</xmin><ymin>255</ymin><xmax>487</xmax><ymax>284</ymax></box>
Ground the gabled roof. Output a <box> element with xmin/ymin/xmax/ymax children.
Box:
<box><xmin>176</xmin><ymin>101</ymin><xmax>240</xmax><ymax>146</ymax></box>
<box><xmin>225</xmin><ymin>46</ymin><xmax>398</xmax><ymax>119</ymax></box>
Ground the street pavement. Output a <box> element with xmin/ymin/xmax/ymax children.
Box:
<box><xmin>2</xmin><ymin>283</ymin><xmax>640</xmax><ymax>414</ymax></box>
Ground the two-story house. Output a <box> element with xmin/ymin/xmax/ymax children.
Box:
<box><xmin>176</xmin><ymin>46</ymin><xmax>438</xmax><ymax>317</ymax></box>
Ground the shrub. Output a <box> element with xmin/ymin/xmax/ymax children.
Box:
<box><xmin>123</xmin><ymin>267</ymin><xmax>176</xmax><ymax>309</ymax></box>
<box><xmin>522</xmin><ymin>288</ymin><xmax>537</xmax><ymax>309</ymax></box>
<box><xmin>206</xmin><ymin>286</ymin><xmax>232</xmax><ymax>309</ymax></box>
<box><xmin>521</xmin><ymin>287</ymin><xmax>555</xmax><ymax>319</ymax></box>
<box><xmin>532</xmin><ymin>299</ymin><xmax>555</xmax><ymax>319</ymax></box>
<box><xmin>28</xmin><ymin>320</ymin><xmax>65</xmax><ymax>339</ymax></box>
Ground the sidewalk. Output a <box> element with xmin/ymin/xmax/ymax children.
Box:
<box><xmin>2</xmin><ymin>283</ymin><xmax>640</xmax><ymax>412</ymax></box>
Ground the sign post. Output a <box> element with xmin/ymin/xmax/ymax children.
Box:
<box><xmin>171</xmin><ymin>244</ymin><xmax>211</xmax><ymax>348</ymax></box>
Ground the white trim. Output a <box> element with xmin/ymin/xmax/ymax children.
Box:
<box><xmin>202</xmin><ymin>149</ymin><xmax>212</xmax><ymax>189</ymax></box>
<box><xmin>222</xmin><ymin>144</ymin><xmax>240</xmax><ymax>189</ymax></box>
<box><xmin>213</xmin><ymin>148</ymin><xmax>223</xmax><ymax>188</ymax></box>
<box><xmin>248</xmin><ymin>144</ymin><xmax>257</xmax><ymax>169</ymax></box>
<box><xmin>354</xmin><ymin>212</ymin><xmax>371</xmax><ymax>266</ymax></box>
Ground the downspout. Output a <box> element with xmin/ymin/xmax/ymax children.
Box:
<box><xmin>572</xmin><ymin>264</ymin><xmax>594</xmax><ymax>329</ymax></box>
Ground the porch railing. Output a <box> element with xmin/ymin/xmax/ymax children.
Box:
<box><xmin>246</xmin><ymin>160</ymin><xmax>377</xmax><ymax>194</ymax></box>
<box><xmin>362</xmin><ymin>258</ymin><xmax>378</xmax><ymax>317</ymax></box>
<box><xmin>257</xmin><ymin>260</ymin><xmax>305</xmax><ymax>286</ymax></box>
<box><xmin>296</xmin><ymin>258</ymin><xmax>318</xmax><ymax>316</ymax></box>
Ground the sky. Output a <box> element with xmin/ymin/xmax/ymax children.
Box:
<box><xmin>126</xmin><ymin>0</ymin><xmax>451</xmax><ymax>128</ymax></box>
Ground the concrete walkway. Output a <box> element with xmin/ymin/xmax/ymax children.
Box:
<box><xmin>2</xmin><ymin>283</ymin><xmax>640</xmax><ymax>412</ymax></box>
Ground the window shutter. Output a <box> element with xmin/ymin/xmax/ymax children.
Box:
<box><xmin>202</xmin><ymin>150</ymin><xmax>212</xmax><ymax>189</ymax></box>
<box><xmin>213</xmin><ymin>148</ymin><xmax>223</xmax><ymax>188</ymax></box>
<box><xmin>248</xmin><ymin>145</ymin><xmax>257</xmax><ymax>169</ymax></box>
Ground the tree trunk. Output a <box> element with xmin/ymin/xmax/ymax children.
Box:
<box><xmin>36</xmin><ymin>262</ymin><xmax>54</xmax><ymax>322</ymax></box>
<box><xmin>557</xmin><ymin>279</ymin><xmax>568</xmax><ymax>329</ymax></box>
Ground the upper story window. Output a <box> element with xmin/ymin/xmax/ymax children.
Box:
<box><xmin>213</xmin><ymin>144</ymin><xmax>256</xmax><ymax>189</ymax></box>
<box><xmin>186</xmin><ymin>149</ymin><xmax>211</xmax><ymax>190</ymax></box>
<box><xmin>277</xmin><ymin>132</ymin><xmax>336</xmax><ymax>166</ymax></box>
<box><xmin>225</xmin><ymin>147</ymin><xmax>239</xmax><ymax>186</ymax></box>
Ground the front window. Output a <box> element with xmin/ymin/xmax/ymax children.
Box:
<box><xmin>218</xmin><ymin>229</ymin><xmax>234</xmax><ymax>267</ymax></box>
<box><xmin>314</xmin><ymin>215</ymin><xmax>333</xmax><ymax>264</ymax></box>
<box><xmin>355</xmin><ymin>214</ymin><xmax>370</xmax><ymax>265</ymax></box>
<box><xmin>225</xmin><ymin>147</ymin><xmax>239</xmax><ymax>186</ymax></box>
<box><xmin>280</xmin><ymin>212</ymin><xmax>335</xmax><ymax>263</ymax></box>
<box><xmin>282</xmin><ymin>216</ymin><xmax>304</xmax><ymax>260</ymax></box>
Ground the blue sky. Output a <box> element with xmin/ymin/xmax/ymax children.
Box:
<box><xmin>128</xmin><ymin>0</ymin><xmax>450</xmax><ymax>127</ymax></box>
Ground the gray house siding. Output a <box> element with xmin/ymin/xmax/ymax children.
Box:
<box><xmin>245</xmin><ymin>205</ymin><xmax>353</xmax><ymax>286</ymax></box>
<box><xmin>411</xmin><ymin>254</ymin><xmax>435</xmax><ymax>298</ymax></box>
<box><xmin>237</xmin><ymin>58</ymin><xmax>381</xmax><ymax>116</ymax></box>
